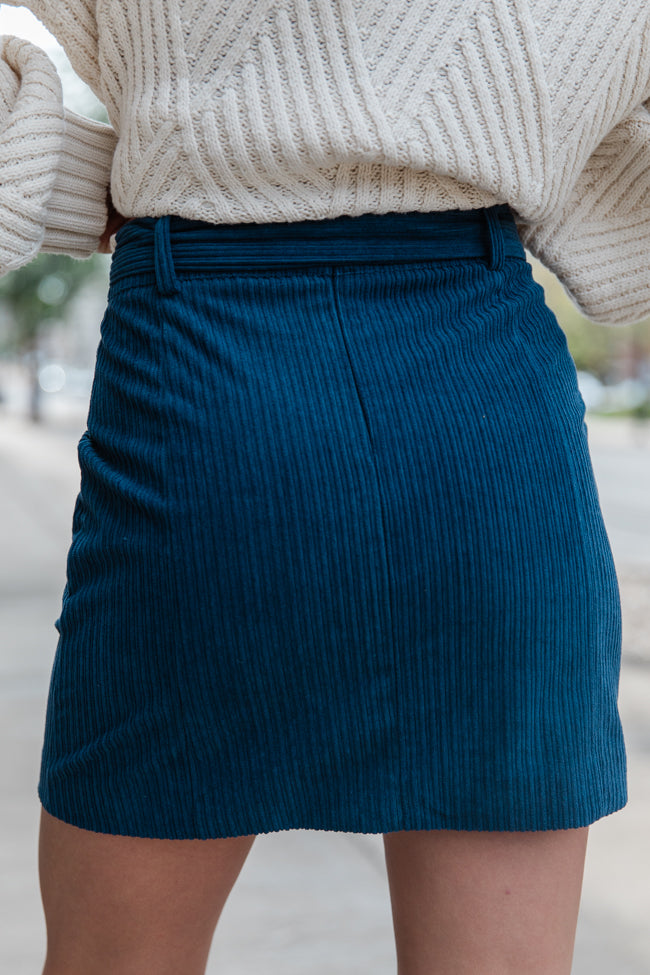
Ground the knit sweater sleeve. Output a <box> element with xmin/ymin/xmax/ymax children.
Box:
<box><xmin>0</xmin><ymin>34</ymin><xmax>117</xmax><ymax>277</ymax></box>
<box><xmin>519</xmin><ymin>102</ymin><xmax>650</xmax><ymax>326</ymax></box>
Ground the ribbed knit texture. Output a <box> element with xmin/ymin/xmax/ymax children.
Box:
<box><xmin>38</xmin><ymin>210</ymin><xmax>627</xmax><ymax>838</ymax></box>
<box><xmin>0</xmin><ymin>33</ymin><xmax>116</xmax><ymax>272</ymax></box>
<box><xmin>2</xmin><ymin>0</ymin><xmax>650</xmax><ymax>322</ymax></box>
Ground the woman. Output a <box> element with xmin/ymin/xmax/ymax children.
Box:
<box><xmin>1</xmin><ymin>2</ymin><xmax>646</xmax><ymax>972</ymax></box>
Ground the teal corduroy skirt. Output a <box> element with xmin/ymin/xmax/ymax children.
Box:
<box><xmin>38</xmin><ymin>206</ymin><xmax>627</xmax><ymax>838</ymax></box>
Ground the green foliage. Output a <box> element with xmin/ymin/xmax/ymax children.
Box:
<box><xmin>529</xmin><ymin>258</ymin><xmax>650</xmax><ymax>383</ymax></box>
<box><xmin>0</xmin><ymin>251</ymin><xmax>106</xmax><ymax>354</ymax></box>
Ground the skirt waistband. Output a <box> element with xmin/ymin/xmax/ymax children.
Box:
<box><xmin>110</xmin><ymin>205</ymin><xmax>525</xmax><ymax>296</ymax></box>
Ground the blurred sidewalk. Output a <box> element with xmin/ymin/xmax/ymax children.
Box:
<box><xmin>1</xmin><ymin>408</ymin><xmax>649</xmax><ymax>974</ymax></box>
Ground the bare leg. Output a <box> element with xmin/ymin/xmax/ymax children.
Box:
<box><xmin>39</xmin><ymin>808</ymin><xmax>256</xmax><ymax>975</ymax></box>
<box><xmin>383</xmin><ymin>827</ymin><xmax>588</xmax><ymax>975</ymax></box>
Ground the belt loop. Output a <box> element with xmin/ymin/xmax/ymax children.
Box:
<box><xmin>154</xmin><ymin>216</ymin><xmax>181</xmax><ymax>296</ymax></box>
<box><xmin>485</xmin><ymin>206</ymin><xmax>505</xmax><ymax>271</ymax></box>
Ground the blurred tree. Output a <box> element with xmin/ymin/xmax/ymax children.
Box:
<box><xmin>530</xmin><ymin>258</ymin><xmax>650</xmax><ymax>378</ymax></box>
<box><xmin>529</xmin><ymin>257</ymin><xmax>650</xmax><ymax>415</ymax></box>
<box><xmin>0</xmin><ymin>252</ymin><xmax>106</xmax><ymax>422</ymax></box>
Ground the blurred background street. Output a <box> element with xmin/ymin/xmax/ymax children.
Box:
<box><xmin>1</xmin><ymin>399</ymin><xmax>649</xmax><ymax>975</ymax></box>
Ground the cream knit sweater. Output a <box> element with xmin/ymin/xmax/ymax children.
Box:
<box><xmin>1</xmin><ymin>0</ymin><xmax>650</xmax><ymax>324</ymax></box>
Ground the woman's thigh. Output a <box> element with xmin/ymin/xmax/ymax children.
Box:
<box><xmin>383</xmin><ymin>827</ymin><xmax>588</xmax><ymax>975</ymax></box>
<box><xmin>39</xmin><ymin>809</ymin><xmax>255</xmax><ymax>975</ymax></box>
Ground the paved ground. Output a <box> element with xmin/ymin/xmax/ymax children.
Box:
<box><xmin>1</xmin><ymin>406</ymin><xmax>649</xmax><ymax>974</ymax></box>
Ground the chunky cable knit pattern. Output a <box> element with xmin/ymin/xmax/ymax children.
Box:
<box><xmin>1</xmin><ymin>0</ymin><xmax>650</xmax><ymax>323</ymax></box>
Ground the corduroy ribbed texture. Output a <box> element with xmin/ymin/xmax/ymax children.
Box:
<box><xmin>2</xmin><ymin>0</ymin><xmax>650</xmax><ymax>323</ymax></box>
<box><xmin>38</xmin><ymin>208</ymin><xmax>627</xmax><ymax>839</ymax></box>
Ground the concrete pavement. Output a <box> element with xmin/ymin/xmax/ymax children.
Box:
<box><xmin>1</xmin><ymin>407</ymin><xmax>649</xmax><ymax>974</ymax></box>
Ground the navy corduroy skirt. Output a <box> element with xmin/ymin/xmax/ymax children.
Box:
<box><xmin>39</xmin><ymin>206</ymin><xmax>627</xmax><ymax>838</ymax></box>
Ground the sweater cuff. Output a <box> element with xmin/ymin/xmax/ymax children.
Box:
<box><xmin>41</xmin><ymin>109</ymin><xmax>118</xmax><ymax>257</ymax></box>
